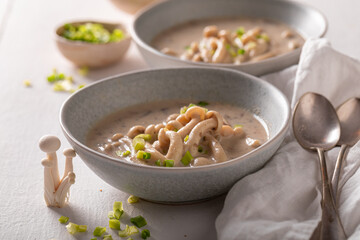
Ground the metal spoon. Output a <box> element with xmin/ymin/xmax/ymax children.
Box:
<box><xmin>292</xmin><ymin>92</ymin><xmax>346</xmax><ymax>240</ymax></box>
<box><xmin>332</xmin><ymin>97</ymin><xmax>360</xmax><ymax>205</ymax></box>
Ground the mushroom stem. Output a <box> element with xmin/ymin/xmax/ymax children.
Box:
<box><xmin>47</xmin><ymin>152</ymin><xmax>61</xmax><ymax>189</ymax></box>
<box><xmin>41</xmin><ymin>158</ymin><xmax>56</xmax><ymax>207</ymax></box>
<box><xmin>62</xmin><ymin>148</ymin><xmax>76</xmax><ymax>180</ymax></box>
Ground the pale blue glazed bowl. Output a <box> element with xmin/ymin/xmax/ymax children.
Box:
<box><xmin>60</xmin><ymin>68</ymin><xmax>290</xmax><ymax>203</ymax></box>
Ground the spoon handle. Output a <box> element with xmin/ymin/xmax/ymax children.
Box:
<box><xmin>331</xmin><ymin>144</ymin><xmax>349</xmax><ymax>205</ymax></box>
<box><xmin>316</xmin><ymin>148</ymin><xmax>347</xmax><ymax>240</ymax></box>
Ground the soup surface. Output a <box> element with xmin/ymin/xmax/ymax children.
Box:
<box><xmin>152</xmin><ymin>17</ymin><xmax>304</xmax><ymax>64</ymax></box>
<box><xmin>87</xmin><ymin>101</ymin><xmax>268</xmax><ymax>167</ymax></box>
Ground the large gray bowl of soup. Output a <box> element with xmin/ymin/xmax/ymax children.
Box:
<box><xmin>131</xmin><ymin>0</ymin><xmax>327</xmax><ymax>76</ymax></box>
<box><xmin>60</xmin><ymin>67</ymin><xmax>290</xmax><ymax>203</ymax></box>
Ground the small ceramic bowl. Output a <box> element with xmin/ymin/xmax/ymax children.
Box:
<box><xmin>60</xmin><ymin>67</ymin><xmax>290</xmax><ymax>203</ymax></box>
<box><xmin>55</xmin><ymin>20</ymin><xmax>131</xmax><ymax>68</ymax></box>
<box><xmin>131</xmin><ymin>0</ymin><xmax>327</xmax><ymax>76</ymax></box>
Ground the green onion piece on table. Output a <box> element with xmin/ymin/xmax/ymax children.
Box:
<box><xmin>128</xmin><ymin>195</ymin><xmax>139</xmax><ymax>204</ymax></box>
<box><xmin>113</xmin><ymin>201</ymin><xmax>124</xmax><ymax>219</ymax></box>
<box><xmin>78</xmin><ymin>225</ymin><xmax>87</xmax><ymax>232</ymax></box>
<box><xmin>103</xmin><ymin>234</ymin><xmax>113</xmax><ymax>240</ymax></box>
<box><xmin>118</xmin><ymin>225</ymin><xmax>139</xmax><ymax>237</ymax></box>
<box><xmin>108</xmin><ymin>211</ymin><xmax>115</xmax><ymax>219</ymax></box>
<box><xmin>93</xmin><ymin>226</ymin><xmax>107</xmax><ymax>237</ymax></box>
<box><xmin>109</xmin><ymin>219</ymin><xmax>121</xmax><ymax>230</ymax></box>
<box><xmin>141</xmin><ymin>229</ymin><xmax>151</xmax><ymax>239</ymax></box>
<box><xmin>58</xmin><ymin>216</ymin><xmax>69</xmax><ymax>224</ymax></box>
<box><xmin>66</xmin><ymin>222</ymin><xmax>79</xmax><ymax>234</ymax></box>
<box><xmin>130</xmin><ymin>215</ymin><xmax>147</xmax><ymax>228</ymax></box>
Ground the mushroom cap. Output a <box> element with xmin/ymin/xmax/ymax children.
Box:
<box><xmin>41</xmin><ymin>158</ymin><xmax>53</xmax><ymax>167</ymax></box>
<box><xmin>185</xmin><ymin>106</ymin><xmax>206</xmax><ymax>121</ymax></box>
<box><xmin>63</xmin><ymin>148</ymin><xmax>76</xmax><ymax>158</ymax></box>
<box><xmin>39</xmin><ymin>135</ymin><xmax>61</xmax><ymax>153</ymax></box>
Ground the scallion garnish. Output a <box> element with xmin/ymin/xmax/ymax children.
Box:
<box><xmin>135</xmin><ymin>134</ymin><xmax>152</xmax><ymax>141</ymax></box>
<box><xmin>108</xmin><ymin>211</ymin><xmax>115</xmax><ymax>219</ymax></box>
<box><xmin>130</xmin><ymin>215</ymin><xmax>147</xmax><ymax>228</ymax></box>
<box><xmin>197</xmin><ymin>101</ymin><xmax>209</xmax><ymax>107</ymax></box>
<box><xmin>103</xmin><ymin>234</ymin><xmax>113</xmax><ymax>240</ymax></box>
<box><xmin>237</xmin><ymin>49</ymin><xmax>245</xmax><ymax>55</ymax></box>
<box><xmin>164</xmin><ymin>159</ymin><xmax>174</xmax><ymax>167</ymax></box>
<box><xmin>181</xmin><ymin>151</ymin><xmax>193</xmax><ymax>166</ymax></box>
<box><xmin>137</xmin><ymin>151</ymin><xmax>151</xmax><ymax>160</ymax></box>
<box><xmin>236</xmin><ymin>27</ymin><xmax>245</xmax><ymax>36</ymax></box>
<box><xmin>141</xmin><ymin>229</ymin><xmax>151</xmax><ymax>239</ymax></box>
<box><xmin>109</xmin><ymin>219</ymin><xmax>121</xmax><ymax>230</ymax></box>
<box><xmin>184</xmin><ymin>135</ymin><xmax>189</xmax><ymax>142</ymax></box>
<box><xmin>78</xmin><ymin>225</ymin><xmax>87</xmax><ymax>232</ymax></box>
<box><xmin>93</xmin><ymin>226</ymin><xmax>107</xmax><ymax>237</ymax></box>
<box><xmin>128</xmin><ymin>195</ymin><xmax>139</xmax><ymax>204</ymax></box>
<box><xmin>234</xmin><ymin>124</ymin><xmax>243</xmax><ymax>129</ymax></box>
<box><xmin>118</xmin><ymin>225</ymin><xmax>139</xmax><ymax>237</ymax></box>
<box><xmin>132</xmin><ymin>137</ymin><xmax>145</xmax><ymax>151</ymax></box>
<box><xmin>155</xmin><ymin>159</ymin><xmax>162</xmax><ymax>166</ymax></box>
<box><xmin>59</xmin><ymin>216</ymin><xmax>69</xmax><ymax>224</ymax></box>
<box><xmin>66</xmin><ymin>223</ymin><xmax>79</xmax><ymax>234</ymax></box>
<box><xmin>113</xmin><ymin>201</ymin><xmax>124</xmax><ymax>219</ymax></box>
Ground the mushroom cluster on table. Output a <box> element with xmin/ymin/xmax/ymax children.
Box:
<box><xmin>39</xmin><ymin>135</ymin><xmax>76</xmax><ymax>208</ymax></box>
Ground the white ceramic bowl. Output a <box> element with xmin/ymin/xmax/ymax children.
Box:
<box><xmin>60</xmin><ymin>67</ymin><xmax>290</xmax><ymax>203</ymax></box>
<box><xmin>55</xmin><ymin>20</ymin><xmax>131</xmax><ymax>68</ymax></box>
<box><xmin>131</xmin><ymin>0</ymin><xmax>327</xmax><ymax>76</ymax></box>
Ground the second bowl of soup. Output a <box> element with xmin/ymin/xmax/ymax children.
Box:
<box><xmin>131</xmin><ymin>0</ymin><xmax>327</xmax><ymax>75</ymax></box>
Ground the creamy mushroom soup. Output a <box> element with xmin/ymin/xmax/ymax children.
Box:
<box><xmin>152</xmin><ymin>17</ymin><xmax>304</xmax><ymax>64</ymax></box>
<box><xmin>86</xmin><ymin>101</ymin><xmax>268</xmax><ymax>167</ymax></box>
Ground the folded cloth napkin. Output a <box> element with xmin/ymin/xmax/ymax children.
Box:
<box><xmin>216</xmin><ymin>38</ymin><xmax>360</xmax><ymax>240</ymax></box>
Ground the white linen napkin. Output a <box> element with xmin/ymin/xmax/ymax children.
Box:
<box><xmin>216</xmin><ymin>38</ymin><xmax>360</xmax><ymax>240</ymax></box>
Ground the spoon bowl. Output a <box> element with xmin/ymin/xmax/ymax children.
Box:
<box><xmin>293</xmin><ymin>92</ymin><xmax>340</xmax><ymax>150</ymax></box>
<box><xmin>337</xmin><ymin>97</ymin><xmax>360</xmax><ymax>146</ymax></box>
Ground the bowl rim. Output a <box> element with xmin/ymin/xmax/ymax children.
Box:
<box><xmin>130</xmin><ymin>0</ymin><xmax>328</xmax><ymax>68</ymax></box>
<box><xmin>54</xmin><ymin>19</ymin><xmax>131</xmax><ymax>46</ymax></box>
<box><xmin>60</xmin><ymin>67</ymin><xmax>291</xmax><ymax>172</ymax></box>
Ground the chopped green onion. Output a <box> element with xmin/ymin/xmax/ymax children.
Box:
<box><xmin>118</xmin><ymin>225</ymin><xmax>139</xmax><ymax>237</ymax></box>
<box><xmin>184</xmin><ymin>135</ymin><xmax>189</xmax><ymax>142</ymax></box>
<box><xmin>108</xmin><ymin>211</ymin><xmax>115</xmax><ymax>219</ymax></box>
<box><xmin>116</xmin><ymin>150</ymin><xmax>131</xmax><ymax>157</ymax></box>
<box><xmin>155</xmin><ymin>159</ymin><xmax>162</xmax><ymax>166</ymax></box>
<box><xmin>77</xmin><ymin>84</ymin><xmax>85</xmax><ymax>89</ymax></box>
<box><xmin>234</xmin><ymin>124</ymin><xmax>243</xmax><ymax>129</ymax></box>
<box><xmin>113</xmin><ymin>201</ymin><xmax>124</xmax><ymax>219</ymax></box>
<box><xmin>91</xmin><ymin>238</ymin><xmax>97</xmax><ymax>240</ymax></box>
<box><xmin>164</xmin><ymin>159</ymin><xmax>174</xmax><ymax>167</ymax></box>
<box><xmin>132</xmin><ymin>137</ymin><xmax>145</xmax><ymax>151</ymax></box>
<box><xmin>180</xmin><ymin>106</ymin><xmax>188</xmax><ymax>114</ymax></box>
<box><xmin>184</xmin><ymin>45</ymin><xmax>191</xmax><ymax>50</ymax></box>
<box><xmin>197</xmin><ymin>101</ymin><xmax>209</xmax><ymax>107</ymax></box>
<box><xmin>236</xmin><ymin>27</ymin><xmax>245</xmax><ymax>36</ymax></box>
<box><xmin>78</xmin><ymin>225</ymin><xmax>87</xmax><ymax>232</ymax></box>
<box><xmin>137</xmin><ymin>151</ymin><xmax>151</xmax><ymax>160</ymax></box>
<box><xmin>135</xmin><ymin>134</ymin><xmax>152</xmax><ymax>141</ymax></box>
<box><xmin>109</xmin><ymin>219</ymin><xmax>121</xmax><ymax>230</ymax></box>
<box><xmin>58</xmin><ymin>216</ymin><xmax>69</xmax><ymax>224</ymax></box>
<box><xmin>188</xmin><ymin>103</ymin><xmax>196</xmax><ymax>108</ymax></box>
<box><xmin>62</xmin><ymin>23</ymin><xmax>124</xmax><ymax>43</ymax></box>
<box><xmin>259</xmin><ymin>33</ymin><xmax>270</xmax><ymax>42</ymax></box>
<box><xmin>66</xmin><ymin>222</ymin><xmax>79</xmax><ymax>234</ymax></box>
<box><xmin>237</xmin><ymin>49</ymin><xmax>245</xmax><ymax>55</ymax></box>
<box><xmin>130</xmin><ymin>215</ymin><xmax>147</xmax><ymax>228</ymax></box>
<box><xmin>23</xmin><ymin>80</ymin><xmax>32</xmax><ymax>87</ymax></box>
<box><xmin>141</xmin><ymin>229</ymin><xmax>151</xmax><ymax>239</ymax></box>
<box><xmin>78</xmin><ymin>66</ymin><xmax>89</xmax><ymax>76</ymax></box>
<box><xmin>93</xmin><ymin>226</ymin><xmax>107</xmax><ymax>237</ymax></box>
<box><xmin>128</xmin><ymin>195</ymin><xmax>139</xmax><ymax>204</ymax></box>
<box><xmin>103</xmin><ymin>234</ymin><xmax>113</xmax><ymax>240</ymax></box>
<box><xmin>181</xmin><ymin>151</ymin><xmax>193</xmax><ymax>166</ymax></box>
<box><xmin>127</xmin><ymin>238</ymin><xmax>134</xmax><ymax>240</ymax></box>
<box><xmin>198</xmin><ymin>146</ymin><xmax>203</xmax><ymax>153</ymax></box>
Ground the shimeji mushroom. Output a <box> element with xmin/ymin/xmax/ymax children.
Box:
<box><xmin>39</xmin><ymin>135</ymin><xmax>77</xmax><ymax>208</ymax></box>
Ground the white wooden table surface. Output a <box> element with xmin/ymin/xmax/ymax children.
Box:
<box><xmin>0</xmin><ymin>0</ymin><xmax>359</xmax><ymax>239</ymax></box>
